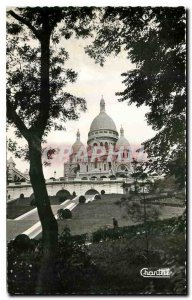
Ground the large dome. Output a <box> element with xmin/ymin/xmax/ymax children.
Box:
<box><xmin>89</xmin><ymin>97</ymin><xmax>117</xmax><ymax>132</ymax></box>
<box><xmin>90</xmin><ymin>112</ymin><xmax>117</xmax><ymax>132</ymax></box>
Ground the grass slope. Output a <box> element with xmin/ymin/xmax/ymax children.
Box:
<box><xmin>7</xmin><ymin>196</ymin><xmax>62</xmax><ymax>219</ymax></box>
<box><xmin>58</xmin><ymin>194</ymin><xmax>185</xmax><ymax>236</ymax></box>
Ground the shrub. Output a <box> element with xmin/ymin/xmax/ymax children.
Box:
<box><xmin>79</xmin><ymin>195</ymin><xmax>86</xmax><ymax>204</ymax></box>
<box><xmin>94</xmin><ymin>194</ymin><xmax>101</xmax><ymax>200</ymax></box>
<box><xmin>115</xmin><ymin>197</ymin><xmax>127</xmax><ymax>205</ymax></box>
<box><xmin>62</xmin><ymin>209</ymin><xmax>72</xmax><ymax>219</ymax></box>
<box><xmin>57</xmin><ymin>208</ymin><xmax>72</xmax><ymax>220</ymax></box>
<box><xmin>101</xmin><ymin>190</ymin><xmax>105</xmax><ymax>195</ymax></box>
<box><xmin>20</xmin><ymin>193</ymin><xmax>24</xmax><ymax>199</ymax></box>
<box><xmin>12</xmin><ymin>234</ymin><xmax>32</xmax><ymax>252</ymax></box>
<box><xmin>30</xmin><ymin>198</ymin><xmax>37</xmax><ymax>206</ymax></box>
<box><xmin>92</xmin><ymin>227</ymin><xmax>122</xmax><ymax>243</ymax></box>
<box><xmin>57</xmin><ymin>208</ymin><xmax>64</xmax><ymax>219</ymax></box>
<box><xmin>7</xmin><ymin>228</ymin><xmax>96</xmax><ymax>294</ymax></box>
<box><xmin>92</xmin><ymin>215</ymin><xmax>185</xmax><ymax>243</ymax></box>
<box><xmin>8</xmin><ymin>238</ymin><xmax>40</xmax><ymax>294</ymax></box>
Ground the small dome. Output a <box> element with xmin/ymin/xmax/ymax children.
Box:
<box><xmin>89</xmin><ymin>97</ymin><xmax>117</xmax><ymax>132</ymax></box>
<box><xmin>116</xmin><ymin>126</ymin><xmax>130</xmax><ymax>149</ymax></box>
<box><xmin>72</xmin><ymin>129</ymin><xmax>84</xmax><ymax>153</ymax></box>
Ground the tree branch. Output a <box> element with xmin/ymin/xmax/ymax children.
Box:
<box><xmin>8</xmin><ymin>10</ymin><xmax>41</xmax><ymax>40</ymax></box>
<box><xmin>7</xmin><ymin>99</ymin><xmax>30</xmax><ymax>141</ymax></box>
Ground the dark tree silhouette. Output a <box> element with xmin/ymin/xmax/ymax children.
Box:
<box><xmin>86</xmin><ymin>7</ymin><xmax>186</xmax><ymax>188</ymax></box>
<box><xmin>7</xmin><ymin>7</ymin><xmax>95</xmax><ymax>293</ymax></box>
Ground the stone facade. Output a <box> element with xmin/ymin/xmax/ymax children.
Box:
<box><xmin>64</xmin><ymin>97</ymin><xmax>133</xmax><ymax>180</ymax></box>
<box><xmin>7</xmin><ymin>157</ymin><xmax>29</xmax><ymax>183</ymax></box>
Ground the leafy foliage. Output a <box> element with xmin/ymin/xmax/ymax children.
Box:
<box><xmin>124</xmin><ymin>199</ymin><xmax>160</xmax><ymax>222</ymax></box>
<box><xmin>55</xmin><ymin>227</ymin><xmax>97</xmax><ymax>293</ymax></box>
<box><xmin>8</xmin><ymin>235</ymin><xmax>41</xmax><ymax>294</ymax></box>
<box><xmin>7</xmin><ymin>7</ymin><xmax>96</xmax><ymax>158</ymax></box>
<box><xmin>6</xmin><ymin>7</ymin><xmax>97</xmax><ymax>293</ymax></box>
<box><xmin>87</xmin><ymin>7</ymin><xmax>186</xmax><ymax>187</ymax></box>
<box><xmin>7</xmin><ymin>216</ymin><xmax>186</xmax><ymax>294</ymax></box>
<box><xmin>8</xmin><ymin>228</ymin><xmax>97</xmax><ymax>294</ymax></box>
<box><xmin>92</xmin><ymin>213</ymin><xmax>185</xmax><ymax>243</ymax></box>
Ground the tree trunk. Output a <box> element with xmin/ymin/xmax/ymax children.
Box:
<box><xmin>28</xmin><ymin>136</ymin><xmax>58</xmax><ymax>294</ymax></box>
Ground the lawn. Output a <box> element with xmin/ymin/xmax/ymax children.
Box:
<box><xmin>7</xmin><ymin>196</ymin><xmax>63</xmax><ymax>219</ymax></box>
<box><xmin>58</xmin><ymin>194</ymin><xmax>185</xmax><ymax>236</ymax></box>
<box><xmin>7</xmin><ymin>197</ymin><xmax>33</xmax><ymax>219</ymax></box>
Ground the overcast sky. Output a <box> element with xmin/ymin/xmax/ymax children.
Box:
<box><xmin>7</xmin><ymin>35</ymin><xmax>156</xmax><ymax>179</ymax></box>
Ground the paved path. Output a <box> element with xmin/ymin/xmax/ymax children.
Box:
<box><xmin>7</xmin><ymin>197</ymin><xmax>79</xmax><ymax>242</ymax></box>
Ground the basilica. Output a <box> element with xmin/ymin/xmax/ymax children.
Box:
<box><xmin>64</xmin><ymin>97</ymin><xmax>134</xmax><ymax>180</ymax></box>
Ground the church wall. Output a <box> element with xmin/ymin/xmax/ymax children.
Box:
<box><xmin>7</xmin><ymin>180</ymin><xmax>125</xmax><ymax>201</ymax></box>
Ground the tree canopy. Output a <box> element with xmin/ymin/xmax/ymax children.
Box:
<box><xmin>86</xmin><ymin>7</ymin><xmax>186</xmax><ymax>187</ymax></box>
<box><xmin>7</xmin><ymin>7</ymin><xmax>96</xmax><ymax>152</ymax></box>
<box><xmin>6</xmin><ymin>7</ymin><xmax>96</xmax><ymax>293</ymax></box>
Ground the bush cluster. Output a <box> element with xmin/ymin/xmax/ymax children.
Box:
<box><xmin>57</xmin><ymin>208</ymin><xmax>72</xmax><ymax>220</ymax></box>
<box><xmin>79</xmin><ymin>195</ymin><xmax>86</xmax><ymax>204</ymax></box>
<box><xmin>92</xmin><ymin>215</ymin><xmax>186</xmax><ymax>243</ymax></box>
<box><xmin>94</xmin><ymin>194</ymin><xmax>101</xmax><ymax>200</ymax></box>
<box><xmin>72</xmin><ymin>191</ymin><xmax>76</xmax><ymax>198</ymax></box>
<box><xmin>7</xmin><ymin>228</ymin><xmax>96</xmax><ymax>294</ymax></box>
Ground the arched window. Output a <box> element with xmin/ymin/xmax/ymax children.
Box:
<box><xmin>121</xmin><ymin>165</ymin><xmax>126</xmax><ymax>170</ymax></box>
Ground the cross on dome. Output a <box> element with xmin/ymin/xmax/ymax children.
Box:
<box><xmin>76</xmin><ymin>129</ymin><xmax>80</xmax><ymax>141</ymax></box>
<box><xmin>120</xmin><ymin>125</ymin><xmax>124</xmax><ymax>137</ymax></box>
<box><xmin>100</xmin><ymin>95</ymin><xmax>105</xmax><ymax>112</ymax></box>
